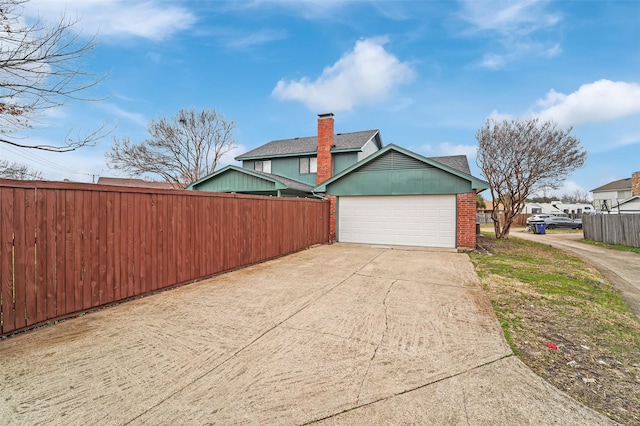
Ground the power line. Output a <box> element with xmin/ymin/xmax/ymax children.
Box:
<box><xmin>1</xmin><ymin>144</ymin><xmax>96</xmax><ymax>177</ymax></box>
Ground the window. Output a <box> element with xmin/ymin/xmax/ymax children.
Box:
<box><xmin>299</xmin><ymin>157</ymin><xmax>317</xmax><ymax>174</ymax></box>
<box><xmin>254</xmin><ymin>160</ymin><xmax>271</xmax><ymax>173</ymax></box>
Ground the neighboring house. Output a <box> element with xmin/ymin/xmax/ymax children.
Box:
<box><xmin>523</xmin><ymin>202</ymin><xmax>594</xmax><ymax>215</ymax></box>
<box><xmin>610</xmin><ymin>196</ymin><xmax>640</xmax><ymax>214</ymax></box>
<box><xmin>188</xmin><ymin>113</ymin><xmax>489</xmax><ymax>249</ymax></box>
<box><xmin>591</xmin><ymin>172</ymin><xmax>640</xmax><ymax>212</ymax></box>
<box><xmin>97</xmin><ymin>177</ymin><xmax>177</xmax><ymax>190</ymax></box>
<box><xmin>477</xmin><ymin>201</ymin><xmax>503</xmax><ymax>214</ymax></box>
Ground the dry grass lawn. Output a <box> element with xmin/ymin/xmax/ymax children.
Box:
<box><xmin>470</xmin><ymin>235</ymin><xmax>640</xmax><ymax>425</ymax></box>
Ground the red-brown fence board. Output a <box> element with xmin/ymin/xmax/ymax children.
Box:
<box><xmin>44</xmin><ymin>190</ymin><xmax>56</xmax><ymax>321</ymax></box>
<box><xmin>106</xmin><ymin>191</ymin><xmax>115</xmax><ymax>303</ymax></box>
<box><xmin>24</xmin><ymin>188</ymin><xmax>37</xmax><ymax>327</ymax></box>
<box><xmin>0</xmin><ymin>179</ymin><xmax>329</xmax><ymax>336</ymax></box>
<box><xmin>55</xmin><ymin>190</ymin><xmax>66</xmax><ymax>316</ymax></box>
<box><xmin>1</xmin><ymin>187</ymin><xmax>15</xmax><ymax>332</ymax></box>
<box><xmin>13</xmin><ymin>189</ymin><xmax>27</xmax><ymax>330</ymax></box>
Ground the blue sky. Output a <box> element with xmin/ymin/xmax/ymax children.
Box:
<box><xmin>2</xmin><ymin>0</ymin><xmax>639</xmax><ymax>198</ymax></box>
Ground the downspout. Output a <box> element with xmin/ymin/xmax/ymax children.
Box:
<box><xmin>311</xmin><ymin>190</ymin><xmax>327</xmax><ymax>200</ymax></box>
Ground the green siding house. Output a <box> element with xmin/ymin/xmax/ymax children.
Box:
<box><xmin>234</xmin><ymin>129</ymin><xmax>384</xmax><ymax>187</ymax></box>
<box><xmin>188</xmin><ymin>113</ymin><xmax>488</xmax><ymax>249</ymax></box>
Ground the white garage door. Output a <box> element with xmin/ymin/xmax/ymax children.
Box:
<box><xmin>338</xmin><ymin>195</ymin><xmax>456</xmax><ymax>248</ymax></box>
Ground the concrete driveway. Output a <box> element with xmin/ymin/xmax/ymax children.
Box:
<box><xmin>0</xmin><ymin>244</ymin><xmax>611</xmax><ymax>425</ymax></box>
<box><xmin>514</xmin><ymin>229</ymin><xmax>640</xmax><ymax>322</ymax></box>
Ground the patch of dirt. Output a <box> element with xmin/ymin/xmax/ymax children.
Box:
<box><xmin>515</xmin><ymin>310</ymin><xmax>640</xmax><ymax>424</ymax></box>
<box><xmin>474</xmin><ymin>237</ymin><xmax>640</xmax><ymax>425</ymax></box>
<box><xmin>474</xmin><ymin>234</ymin><xmax>495</xmax><ymax>255</ymax></box>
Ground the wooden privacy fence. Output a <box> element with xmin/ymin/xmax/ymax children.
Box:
<box><xmin>583</xmin><ymin>214</ymin><xmax>640</xmax><ymax>248</ymax></box>
<box><xmin>0</xmin><ymin>179</ymin><xmax>329</xmax><ymax>336</ymax></box>
<box><xmin>477</xmin><ymin>213</ymin><xmax>530</xmax><ymax>226</ymax></box>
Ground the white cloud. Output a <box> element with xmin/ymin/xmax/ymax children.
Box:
<box><xmin>617</xmin><ymin>134</ymin><xmax>640</xmax><ymax>147</ymax></box>
<box><xmin>560</xmin><ymin>180</ymin><xmax>585</xmax><ymax>194</ymax></box>
<box><xmin>477</xmin><ymin>40</ymin><xmax>561</xmax><ymax>70</ymax></box>
<box><xmin>98</xmin><ymin>103</ymin><xmax>148</xmax><ymax>128</ymax></box>
<box><xmin>535</xmin><ymin>88</ymin><xmax>566</xmax><ymax>108</ymax></box>
<box><xmin>272</xmin><ymin>37</ymin><xmax>415</xmax><ymax>111</ymax></box>
<box><xmin>237</xmin><ymin>0</ymin><xmax>351</xmax><ymax>20</ymax></box>
<box><xmin>225</xmin><ymin>29</ymin><xmax>287</xmax><ymax>49</ymax></box>
<box><xmin>438</xmin><ymin>142</ymin><xmax>478</xmax><ymax>160</ymax></box>
<box><xmin>0</xmin><ymin>138</ymin><xmax>108</xmax><ymax>182</ymax></box>
<box><xmin>460</xmin><ymin>0</ymin><xmax>563</xmax><ymax>69</ymax></box>
<box><xmin>217</xmin><ymin>144</ymin><xmax>245</xmax><ymax>169</ymax></box>
<box><xmin>535</xmin><ymin>80</ymin><xmax>640</xmax><ymax>126</ymax></box>
<box><xmin>487</xmin><ymin>110</ymin><xmax>514</xmax><ymax>122</ymax></box>
<box><xmin>24</xmin><ymin>0</ymin><xmax>196</xmax><ymax>41</ymax></box>
<box><xmin>543</xmin><ymin>43</ymin><xmax>562</xmax><ymax>57</ymax></box>
<box><xmin>459</xmin><ymin>0</ymin><xmax>560</xmax><ymax>36</ymax></box>
<box><xmin>480</xmin><ymin>53</ymin><xmax>506</xmax><ymax>70</ymax></box>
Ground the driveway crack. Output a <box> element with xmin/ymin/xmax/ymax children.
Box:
<box><xmin>280</xmin><ymin>325</ymin><xmax>377</xmax><ymax>347</ymax></box>
<box><xmin>356</xmin><ymin>279</ymin><xmax>397</xmax><ymax>405</ymax></box>
<box><xmin>124</xmin><ymin>248</ymin><xmax>390</xmax><ymax>425</ymax></box>
<box><xmin>304</xmin><ymin>354</ymin><xmax>513</xmax><ymax>425</ymax></box>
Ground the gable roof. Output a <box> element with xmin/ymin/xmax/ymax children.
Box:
<box><xmin>611</xmin><ymin>195</ymin><xmax>640</xmax><ymax>205</ymax></box>
<box><xmin>429</xmin><ymin>155</ymin><xmax>471</xmax><ymax>175</ymax></box>
<box><xmin>97</xmin><ymin>177</ymin><xmax>177</xmax><ymax>189</ymax></box>
<box><xmin>235</xmin><ymin>129</ymin><xmax>380</xmax><ymax>160</ymax></box>
<box><xmin>249</xmin><ymin>169</ymin><xmax>315</xmax><ymax>193</ymax></box>
<box><xmin>592</xmin><ymin>178</ymin><xmax>632</xmax><ymax>192</ymax></box>
<box><xmin>314</xmin><ymin>144</ymin><xmax>489</xmax><ymax>193</ymax></box>
<box><xmin>186</xmin><ymin>165</ymin><xmax>314</xmax><ymax>194</ymax></box>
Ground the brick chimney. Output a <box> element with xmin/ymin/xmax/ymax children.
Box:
<box><xmin>316</xmin><ymin>113</ymin><xmax>334</xmax><ymax>185</ymax></box>
<box><xmin>632</xmin><ymin>171</ymin><xmax>640</xmax><ymax>196</ymax></box>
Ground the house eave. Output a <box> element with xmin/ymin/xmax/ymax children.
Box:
<box><xmin>314</xmin><ymin>144</ymin><xmax>489</xmax><ymax>193</ymax></box>
<box><xmin>235</xmin><ymin>147</ymin><xmax>366</xmax><ymax>162</ymax></box>
<box><xmin>186</xmin><ymin>165</ymin><xmax>289</xmax><ymax>191</ymax></box>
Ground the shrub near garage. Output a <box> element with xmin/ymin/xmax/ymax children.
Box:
<box><xmin>470</xmin><ymin>235</ymin><xmax>640</xmax><ymax>425</ymax></box>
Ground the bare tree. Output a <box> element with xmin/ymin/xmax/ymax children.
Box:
<box><xmin>561</xmin><ymin>189</ymin><xmax>592</xmax><ymax>204</ymax></box>
<box><xmin>476</xmin><ymin>118</ymin><xmax>587</xmax><ymax>239</ymax></box>
<box><xmin>0</xmin><ymin>0</ymin><xmax>106</xmax><ymax>152</ymax></box>
<box><xmin>106</xmin><ymin>109</ymin><xmax>237</xmax><ymax>188</ymax></box>
<box><xmin>0</xmin><ymin>159</ymin><xmax>42</xmax><ymax>179</ymax></box>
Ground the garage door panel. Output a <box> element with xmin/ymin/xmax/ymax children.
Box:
<box><xmin>338</xmin><ymin>195</ymin><xmax>456</xmax><ymax>248</ymax></box>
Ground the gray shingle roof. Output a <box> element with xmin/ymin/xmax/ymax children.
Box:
<box><xmin>591</xmin><ymin>178</ymin><xmax>631</xmax><ymax>192</ymax></box>
<box><xmin>236</xmin><ymin>129</ymin><xmax>379</xmax><ymax>160</ymax></box>
<box><xmin>251</xmin><ymin>170</ymin><xmax>314</xmax><ymax>192</ymax></box>
<box><xmin>428</xmin><ymin>155</ymin><xmax>471</xmax><ymax>175</ymax></box>
<box><xmin>97</xmin><ymin>177</ymin><xmax>178</xmax><ymax>189</ymax></box>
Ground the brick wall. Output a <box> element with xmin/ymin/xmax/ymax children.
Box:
<box><xmin>457</xmin><ymin>192</ymin><xmax>477</xmax><ymax>249</ymax></box>
<box><xmin>633</xmin><ymin>172</ymin><xmax>640</xmax><ymax>197</ymax></box>
<box><xmin>317</xmin><ymin>113</ymin><xmax>334</xmax><ymax>185</ymax></box>
<box><xmin>327</xmin><ymin>194</ymin><xmax>337</xmax><ymax>242</ymax></box>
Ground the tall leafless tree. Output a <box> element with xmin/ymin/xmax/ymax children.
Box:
<box><xmin>106</xmin><ymin>109</ymin><xmax>237</xmax><ymax>188</ymax></box>
<box><xmin>561</xmin><ymin>189</ymin><xmax>592</xmax><ymax>204</ymax></box>
<box><xmin>0</xmin><ymin>0</ymin><xmax>106</xmax><ymax>153</ymax></box>
<box><xmin>476</xmin><ymin>117</ymin><xmax>587</xmax><ymax>239</ymax></box>
<box><xmin>0</xmin><ymin>159</ymin><xmax>41</xmax><ymax>179</ymax></box>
